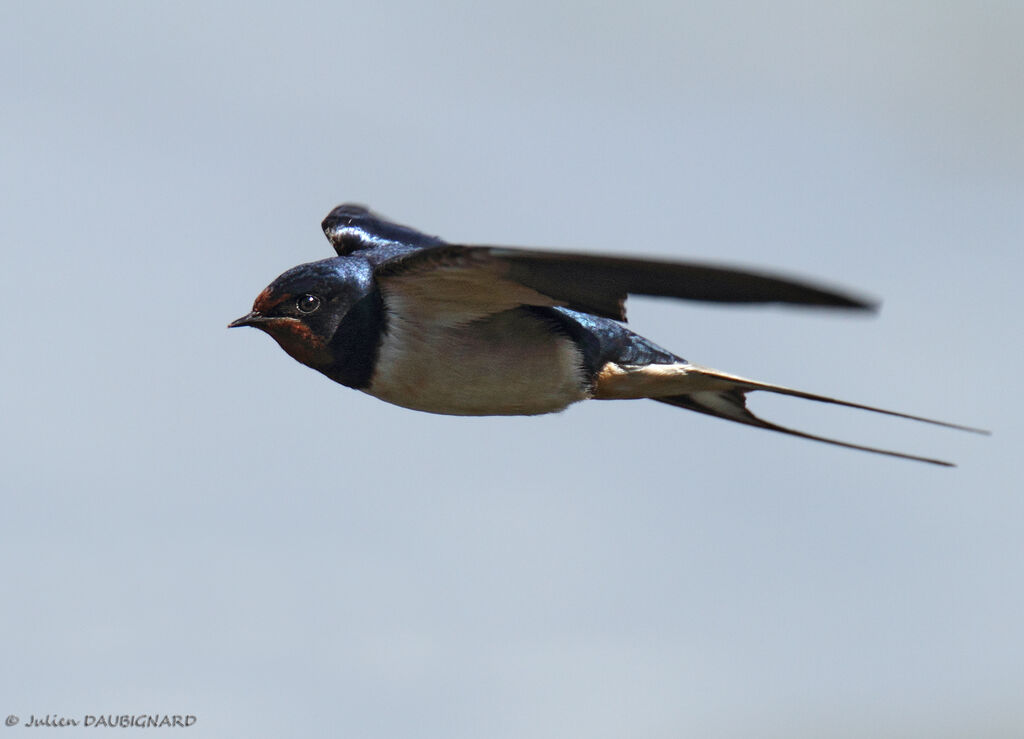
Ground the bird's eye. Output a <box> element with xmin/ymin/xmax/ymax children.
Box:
<box><xmin>296</xmin><ymin>294</ymin><xmax>321</xmax><ymax>314</ymax></box>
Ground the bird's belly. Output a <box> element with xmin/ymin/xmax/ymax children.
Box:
<box><xmin>366</xmin><ymin>309</ymin><xmax>590</xmax><ymax>416</ymax></box>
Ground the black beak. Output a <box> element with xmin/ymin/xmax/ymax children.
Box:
<box><xmin>228</xmin><ymin>311</ymin><xmax>266</xmax><ymax>329</ymax></box>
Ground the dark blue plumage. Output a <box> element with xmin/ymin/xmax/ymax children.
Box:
<box><xmin>321</xmin><ymin>204</ymin><xmax>443</xmax><ymax>263</ymax></box>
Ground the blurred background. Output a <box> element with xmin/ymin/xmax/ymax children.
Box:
<box><xmin>2</xmin><ymin>2</ymin><xmax>1020</xmax><ymax>737</ymax></box>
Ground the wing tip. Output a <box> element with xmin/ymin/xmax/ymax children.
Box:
<box><xmin>321</xmin><ymin>203</ymin><xmax>374</xmax><ymax>251</ymax></box>
<box><xmin>821</xmin><ymin>291</ymin><xmax>879</xmax><ymax>312</ymax></box>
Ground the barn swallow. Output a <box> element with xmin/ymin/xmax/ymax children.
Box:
<box><xmin>230</xmin><ymin>204</ymin><xmax>986</xmax><ymax>466</ymax></box>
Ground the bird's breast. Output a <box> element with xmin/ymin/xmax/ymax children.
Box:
<box><xmin>366</xmin><ymin>308</ymin><xmax>590</xmax><ymax>416</ymax></box>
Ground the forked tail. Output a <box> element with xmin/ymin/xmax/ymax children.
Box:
<box><xmin>596</xmin><ymin>362</ymin><xmax>989</xmax><ymax>466</ymax></box>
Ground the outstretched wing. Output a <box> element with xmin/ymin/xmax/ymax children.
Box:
<box><xmin>375</xmin><ymin>243</ymin><xmax>876</xmax><ymax>322</ymax></box>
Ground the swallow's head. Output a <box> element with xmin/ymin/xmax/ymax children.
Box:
<box><xmin>229</xmin><ymin>257</ymin><xmax>377</xmax><ymax>371</ymax></box>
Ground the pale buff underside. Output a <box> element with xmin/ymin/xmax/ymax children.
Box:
<box><xmin>370</xmin><ymin>270</ymin><xmax>755</xmax><ymax>416</ymax></box>
<box><xmin>367</xmin><ymin>302</ymin><xmax>589</xmax><ymax>416</ymax></box>
<box><xmin>591</xmin><ymin>362</ymin><xmax>751</xmax><ymax>399</ymax></box>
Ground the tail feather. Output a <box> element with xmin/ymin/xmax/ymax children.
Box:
<box><xmin>693</xmin><ymin>366</ymin><xmax>988</xmax><ymax>434</ymax></box>
<box><xmin>647</xmin><ymin>365</ymin><xmax>989</xmax><ymax>467</ymax></box>
<box><xmin>657</xmin><ymin>391</ymin><xmax>956</xmax><ymax>467</ymax></box>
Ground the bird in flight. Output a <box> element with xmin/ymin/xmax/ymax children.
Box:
<box><xmin>230</xmin><ymin>204</ymin><xmax>985</xmax><ymax>466</ymax></box>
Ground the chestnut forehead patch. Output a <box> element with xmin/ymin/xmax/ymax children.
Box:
<box><xmin>253</xmin><ymin>287</ymin><xmax>292</xmax><ymax>314</ymax></box>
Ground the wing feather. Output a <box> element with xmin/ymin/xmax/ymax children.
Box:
<box><xmin>375</xmin><ymin>247</ymin><xmax>563</xmax><ymax>324</ymax></box>
<box><xmin>376</xmin><ymin>244</ymin><xmax>876</xmax><ymax>321</ymax></box>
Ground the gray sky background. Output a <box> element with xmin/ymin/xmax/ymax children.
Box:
<box><xmin>2</xmin><ymin>2</ymin><xmax>1021</xmax><ymax>737</ymax></box>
